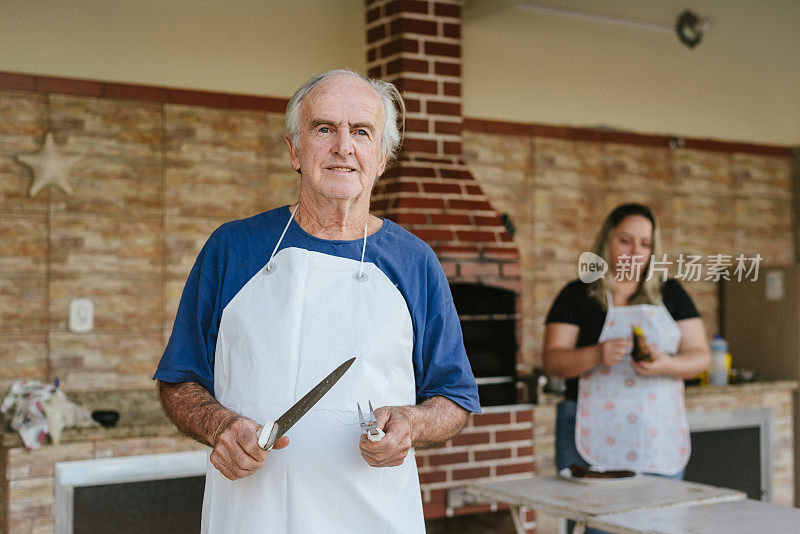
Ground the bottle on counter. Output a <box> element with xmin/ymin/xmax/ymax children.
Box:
<box><xmin>709</xmin><ymin>333</ymin><xmax>729</xmax><ymax>386</ymax></box>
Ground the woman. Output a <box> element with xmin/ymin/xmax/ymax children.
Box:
<box><xmin>543</xmin><ymin>203</ymin><xmax>710</xmax><ymax>483</ymax></box>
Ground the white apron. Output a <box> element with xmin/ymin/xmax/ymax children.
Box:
<box><xmin>202</xmin><ymin>207</ymin><xmax>425</xmax><ymax>533</ymax></box>
<box><xmin>575</xmin><ymin>290</ymin><xmax>690</xmax><ymax>475</ymax></box>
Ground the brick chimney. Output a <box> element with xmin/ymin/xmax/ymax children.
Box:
<box><xmin>366</xmin><ymin>0</ymin><xmax>520</xmax><ymax>292</ymax></box>
<box><xmin>365</xmin><ymin>3</ymin><xmax>533</xmax><ymax>530</ymax></box>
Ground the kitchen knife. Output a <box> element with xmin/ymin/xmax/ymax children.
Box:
<box><xmin>258</xmin><ymin>356</ymin><xmax>356</xmax><ymax>450</ymax></box>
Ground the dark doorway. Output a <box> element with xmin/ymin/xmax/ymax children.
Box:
<box><xmin>684</xmin><ymin>427</ymin><xmax>763</xmax><ymax>500</ymax></box>
<box><xmin>450</xmin><ymin>283</ymin><xmax>519</xmax><ymax>406</ymax></box>
<box><xmin>74</xmin><ymin>476</ymin><xmax>205</xmax><ymax>534</ymax></box>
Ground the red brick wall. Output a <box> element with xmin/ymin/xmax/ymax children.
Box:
<box><xmin>416</xmin><ymin>406</ymin><xmax>534</xmax><ymax>525</ymax></box>
<box><xmin>365</xmin><ymin>0</ymin><xmax>517</xmax><ymax>265</ymax></box>
<box><xmin>365</xmin><ymin>2</ymin><xmax>529</xmax><ymax>527</ymax></box>
<box><xmin>366</xmin><ymin>0</ymin><xmax>463</xmax><ymax>159</ymax></box>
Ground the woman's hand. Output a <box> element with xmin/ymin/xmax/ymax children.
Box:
<box><xmin>632</xmin><ymin>342</ymin><xmax>675</xmax><ymax>376</ymax></box>
<box><xmin>597</xmin><ymin>338</ymin><xmax>632</xmax><ymax>367</ymax></box>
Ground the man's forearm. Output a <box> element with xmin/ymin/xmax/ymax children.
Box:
<box><xmin>157</xmin><ymin>380</ymin><xmax>240</xmax><ymax>448</ymax></box>
<box><xmin>404</xmin><ymin>395</ymin><xmax>469</xmax><ymax>448</ymax></box>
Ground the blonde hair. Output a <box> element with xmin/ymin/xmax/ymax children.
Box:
<box><xmin>587</xmin><ymin>203</ymin><xmax>664</xmax><ymax>311</ymax></box>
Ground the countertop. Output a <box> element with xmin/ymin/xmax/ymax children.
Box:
<box><xmin>2</xmin><ymin>380</ymin><xmax>797</xmax><ymax>449</ymax></box>
<box><xmin>0</xmin><ymin>388</ymin><xmax>177</xmax><ymax>448</ymax></box>
<box><xmin>683</xmin><ymin>379</ymin><xmax>798</xmax><ymax>396</ymax></box>
<box><xmin>535</xmin><ymin>379</ymin><xmax>798</xmax><ymax>407</ymax></box>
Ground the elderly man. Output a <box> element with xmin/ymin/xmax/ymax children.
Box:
<box><xmin>154</xmin><ymin>69</ymin><xmax>480</xmax><ymax>533</ymax></box>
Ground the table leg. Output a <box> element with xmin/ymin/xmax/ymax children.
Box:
<box><xmin>509</xmin><ymin>506</ymin><xmax>526</xmax><ymax>534</ymax></box>
<box><xmin>573</xmin><ymin>520</ymin><xmax>586</xmax><ymax>534</ymax></box>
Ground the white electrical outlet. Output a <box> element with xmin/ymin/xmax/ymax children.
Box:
<box><xmin>69</xmin><ymin>298</ymin><xmax>93</xmax><ymax>333</ymax></box>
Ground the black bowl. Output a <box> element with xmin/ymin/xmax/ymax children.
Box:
<box><xmin>730</xmin><ymin>368</ymin><xmax>757</xmax><ymax>384</ymax></box>
<box><xmin>92</xmin><ymin>410</ymin><xmax>120</xmax><ymax>428</ymax></box>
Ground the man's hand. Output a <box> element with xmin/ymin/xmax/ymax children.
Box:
<box><xmin>210</xmin><ymin>416</ymin><xmax>290</xmax><ymax>481</ymax></box>
<box><xmin>358</xmin><ymin>396</ymin><xmax>469</xmax><ymax>467</ymax></box>
<box><xmin>358</xmin><ymin>406</ymin><xmax>412</xmax><ymax>467</ymax></box>
<box><xmin>157</xmin><ymin>381</ymin><xmax>293</xmax><ymax>481</ymax></box>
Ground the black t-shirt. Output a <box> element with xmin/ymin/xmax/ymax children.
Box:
<box><xmin>545</xmin><ymin>279</ymin><xmax>700</xmax><ymax>401</ymax></box>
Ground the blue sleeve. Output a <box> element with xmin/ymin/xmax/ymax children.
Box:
<box><xmin>153</xmin><ymin>236</ymin><xmax>221</xmax><ymax>394</ymax></box>
<box><xmin>415</xmin><ymin>252</ymin><xmax>481</xmax><ymax>413</ymax></box>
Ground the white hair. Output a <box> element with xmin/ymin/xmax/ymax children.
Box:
<box><xmin>284</xmin><ymin>68</ymin><xmax>405</xmax><ymax>162</ymax></box>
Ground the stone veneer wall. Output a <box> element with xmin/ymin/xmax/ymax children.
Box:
<box><xmin>0</xmin><ymin>87</ymin><xmax>298</xmax><ymax>392</ymax></box>
<box><xmin>0</xmin><ymin>383</ymin><xmax>793</xmax><ymax>534</ymax></box>
<box><xmin>0</xmin><ymin>75</ymin><xmax>796</xmax><ymax>533</ymax></box>
<box><xmin>462</xmin><ymin>122</ymin><xmax>795</xmax><ymax>371</ymax></box>
<box><xmin>0</xmin><ymin>77</ymin><xmax>794</xmax><ymax>394</ymax></box>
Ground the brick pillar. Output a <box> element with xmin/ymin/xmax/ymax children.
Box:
<box><xmin>365</xmin><ymin>3</ymin><xmax>531</xmax><ymax>531</ymax></box>
<box><xmin>366</xmin><ymin>0</ymin><xmax>463</xmax><ymax>160</ymax></box>
<box><xmin>365</xmin><ymin>0</ymin><xmax>518</xmax><ymax>273</ymax></box>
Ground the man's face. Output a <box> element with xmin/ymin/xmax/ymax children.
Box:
<box><xmin>287</xmin><ymin>75</ymin><xmax>388</xmax><ymax>202</ymax></box>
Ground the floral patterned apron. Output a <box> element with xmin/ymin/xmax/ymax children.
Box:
<box><xmin>575</xmin><ymin>290</ymin><xmax>690</xmax><ymax>475</ymax></box>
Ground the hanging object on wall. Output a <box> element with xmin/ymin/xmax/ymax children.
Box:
<box><xmin>466</xmin><ymin>2</ymin><xmax>714</xmax><ymax>50</ymax></box>
<box><xmin>15</xmin><ymin>132</ymin><xmax>82</xmax><ymax>197</ymax></box>
<box><xmin>675</xmin><ymin>10</ymin><xmax>713</xmax><ymax>49</ymax></box>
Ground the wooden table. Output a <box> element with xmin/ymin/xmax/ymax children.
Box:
<box><xmin>587</xmin><ymin>499</ymin><xmax>800</xmax><ymax>533</ymax></box>
<box><xmin>467</xmin><ymin>475</ymin><xmax>746</xmax><ymax>534</ymax></box>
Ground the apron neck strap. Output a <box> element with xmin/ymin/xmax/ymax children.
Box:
<box><xmin>267</xmin><ymin>203</ymin><xmax>300</xmax><ymax>271</ymax></box>
<box><xmin>356</xmin><ymin>222</ymin><xmax>368</xmax><ymax>279</ymax></box>
<box><xmin>606</xmin><ymin>288</ymin><xmax>615</xmax><ymax>310</ymax></box>
<box><xmin>267</xmin><ymin>204</ymin><xmax>370</xmax><ymax>277</ymax></box>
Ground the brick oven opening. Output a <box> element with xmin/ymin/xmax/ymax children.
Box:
<box><xmin>450</xmin><ymin>283</ymin><xmax>518</xmax><ymax>407</ymax></box>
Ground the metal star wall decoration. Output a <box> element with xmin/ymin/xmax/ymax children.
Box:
<box><xmin>16</xmin><ymin>132</ymin><xmax>82</xmax><ymax>197</ymax></box>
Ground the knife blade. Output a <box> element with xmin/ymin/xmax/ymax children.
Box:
<box><xmin>258</xmin><ymin>356</ymin><xmax>356</xmax><ymax>450</ymax></box>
